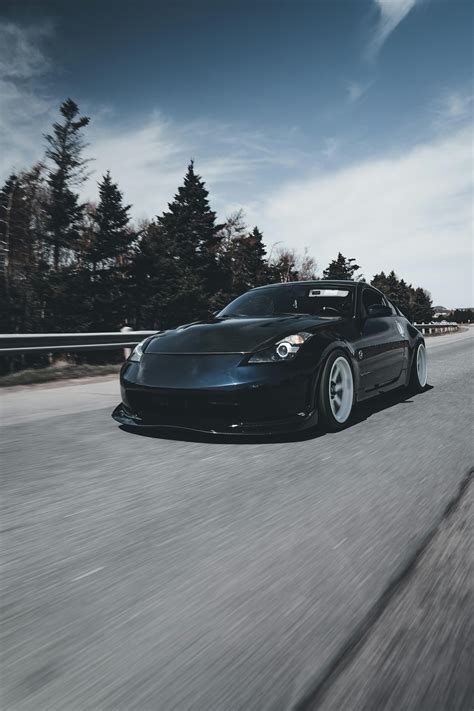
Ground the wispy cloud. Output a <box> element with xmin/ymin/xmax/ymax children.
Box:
<box><xmin>249</xmin><ymin>125</ymin><xmax>473</xmax><ymax>307</ymax></box>
<box><xmin>0</xmin><ymin>21</ymin><xmax>296</xmax><ymax>218</ymax></box>
<box><xmin>433</xmin><ymin>89</ymin><xmax>473</xmax><ymax>127</ymax></box>
<box><xmin>1</xmin><ymin>18</ymin><xmax>471</xmax><ymax>306</ymax></box>
<box><xmin>0</xmin><ymin>21</ymin><xmax>55</xmax><ymax>174</ymax></box>
<box><xmin>369</xmin><ymin>0</ymin><xmax>418</xmax><ymax>57</ymax></box>
<box><xmin>88</xmin><ymin>115</ymin><xmax>298</xmax><ymax>220</ymax></box>
<box><xmin>347</xmin><ymin>80</ymin><xmax>371</xmax><ymax>103</ymax></box>
<box><xmin>321</xmin><ymin>137</ymin><xmax>339</xmax><ymax>159</ymax></box>
<box><xmin>0</xmin><ymin>21</ymin><xmax>52</xmax><ymax>78</ymax></box>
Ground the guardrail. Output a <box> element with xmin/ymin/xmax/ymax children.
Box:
<box><xmin>0</xmin><ymin>330</ymin><xmax>156</xmax><ymax>355</ymax></box>
<box><xmin>414</xmin><ymin>322</ymin><xmax>459</xmax><ymax>336</ymax></box>
<box><xmin>0</xmin><ymin>322</ymin><xmax>460</xmax><ymax>355</ymax></box>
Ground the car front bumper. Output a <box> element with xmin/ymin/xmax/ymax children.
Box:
<box><xmin>112</xmin><ymin>353</ymin><xmax>318</xmax><ymax>435</ymax></box>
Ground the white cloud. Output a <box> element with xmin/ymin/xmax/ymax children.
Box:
<box><xmin>86</xmin><ymin>115</ymin><xmax>296</xmax><ymax>221</ymax></box>
<box><xmin>370</xmin><ymin>0</ymin><xmax>418</xmax><ymax>56</ymax></box>
<box><xmin>250</xmin><ymin>125</ymin><xmax>473</xmax><ymax>307</ymax></box>
<box><xmin>1</xmin><ymin>20</ymin><xmax>471</xmax><ymax>306</ymax></box>
<box><xmin>0</xmin><ymin>22</ymin><xmax>52</xmax><ymax>78</ymax></box>
<box><xmin>0</xmin><ymin>22</ymin><xmax>294</xmax><ymax>219</ymax></box>
<box><xmin>0</xmin><ymin>22</ymin><xmax>55</xmax><ymax>175</ymax></box>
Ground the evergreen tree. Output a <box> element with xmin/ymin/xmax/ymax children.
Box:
<box><xmin>0</xmin><ymin>175</ymin><xmax>26</xmax><ymax>330</ymax></box>
<box><xmin>411</xmin><ymin>287</ymin><xmax>433</xmax><ymax>323</ymax></box>
<box><xmin>227</xmin><ymin>226</ymin><xmax>268</xmax><ymax>294</ymax></box>
<box><xmin>157</xmin><ymin>161</ymin><xmax>223</xmax><ymax>294</ymax></box>
<box><xmin>323</xmin><ymin>252</ymin><xmax>361</xmax><ymax>280</ymax></box>
<box><xmin>397</xmin><ymin>278</ymin><xmax>413</xmax><ymax>320</ymax></box>
<box><xmin>43</xmin><ymin>99</ymin><xmax>90</xmax><ymax>268</ymax></box>
<box><xmin>452</xmin><ymin>308</ymin><xmax>473</xmax><ymax>323</ymax></box>
<box><xmin>371</xmin><ymin>270</ymin><xmax>388</xmax><ymax>294</ymax></box>
<box><xmin>87</xmin><ymin>171</ymin><xmax>133</xmax><ymax>268</ymax></box>
<box><xmin>73</xmin><ymin>174</ymin><xmax>134</xmax><ymax>331</ymax></box>
<box><xmin>134</xmin><ymin>220</ymin><xmax>205</xmax><ymax>329</ymax></box>
<box><xmin>209</xmin><ymin>210</ymin><xmax>246</xmax><ymax>311</ymax></box>
<box><xmin>0</xmin><ymin>171</ymin><xmax>46</xmax><ymax>333</ymax></box>
<box><xmin>371</xmin><ymin>271</ymin><xmax>433</xmax><ymax>322</ymax></box>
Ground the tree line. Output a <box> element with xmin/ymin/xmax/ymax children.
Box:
<box><xmin>0</xmin><ymin>99</ymin><xmax>434</xmax><ymax>370</ymax></box>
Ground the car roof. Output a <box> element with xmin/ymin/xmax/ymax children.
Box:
<box><xmin>251</xmin><ymin>280</ymin><xmax>362</xmax><ymax>291</ymax></box>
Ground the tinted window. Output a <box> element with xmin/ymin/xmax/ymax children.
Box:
<box><xmin>362</xmin><ymin>288</ymin><xmax>385</xmax><ymax>312</ymax></box>
<box><xmin>219</xmin><ymin>285</ymin><xmax>355</xmax><ymax>318</ymax></box>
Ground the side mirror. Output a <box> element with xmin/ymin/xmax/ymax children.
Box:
<box><xmin>366</xmin><ymin>304</ymin><xmax>392</xmax><ymax>318</ymax></box>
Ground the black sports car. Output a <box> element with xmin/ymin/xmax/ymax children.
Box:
<box><xmin>112</xmin><ymin>280</ymin><xmax>428</xmax><ymax>434</ymax></box>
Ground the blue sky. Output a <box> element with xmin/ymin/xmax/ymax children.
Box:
<box><xmin>0</xmin><ymin>0</ymin><xmax>472</xmax><ymax>306</ymax></box>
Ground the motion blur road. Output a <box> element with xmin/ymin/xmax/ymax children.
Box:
<box><xmin>1</xmin><ymin>329</ymin><xmax>473</xmax><ymax>710</ymax></box>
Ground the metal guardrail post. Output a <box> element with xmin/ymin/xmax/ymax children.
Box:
<box><xmin>121</xmin><ymin>326</ymin><xmax>133</xmax><ymax>359</ymax></box>
<box><xmin>413</xmin><ymin>322</ymin><xmax>459</xmax><ymax>336</ymax></box>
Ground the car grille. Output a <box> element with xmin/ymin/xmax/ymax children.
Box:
<box><xmin>124</xmin><ymin>386</ymin><xmax>306</xmax><ymax>425</ymax></box>
<box><xmin>126</xmin><ymin>390</ymin><xmax>245</xmax><ymax>423</ymax></box>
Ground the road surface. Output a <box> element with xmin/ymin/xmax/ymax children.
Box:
<box><xmin>1</xmin><ymin>329</ymin><xmax>473</xmax><ymax>710</ymax></box>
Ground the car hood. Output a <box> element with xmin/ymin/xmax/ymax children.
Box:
<box><xmin>144</xmin><ymin>316</ymin><xmax>340</xmax><ymax>355</ymax></box>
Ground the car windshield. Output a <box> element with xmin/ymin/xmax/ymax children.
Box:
<box><xmin>218</xmin><ymin>284</ymin><xmax>355</xmax><ymax>318</ymax></box>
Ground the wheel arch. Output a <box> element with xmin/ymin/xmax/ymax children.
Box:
<box><xmin>407</xmin><ymin>333</ymin><xmax>426</xmax><ymax>378</ymax></box>
<box><xmin>309</xmin><ymin>339</ymin><xmax>359</xmax><ymax>406</ymax></box>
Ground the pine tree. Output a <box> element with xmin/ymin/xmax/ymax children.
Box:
<box><xmin>411</xmin><ymin>287</ymin><xmax>433</xmax><ymax>323</ymax></box>
<box><xmin>157</xmin><ymin>161</ymin><xmax>223</xmax><ymax>294</ymax></box>
<box><xmin>372</xmin><ymin>271</ymin><xmax>402</xmax><ymax>312</ymax></box>
<box><xmin>397</xmin><ymin>278</ymin><xmax>413</xmax><ymax>320</ymax></box>
<box><xmin>323</xmin><ymin>252</ymin><xmax>361</xmax><ymax>280</ymax></box>
<box><xmin>0</xmin><ymin>173</ymin><xmax>41</xmax><ymax>330</ymax></box>
<box><xmin>0</xmin><ymin>175</ymin><xmax>25</xmax><ymax>330</ymax></box>
<box><xmin>134</xmin><ymin>220</ymin><xmax>205</xmax><ymax>329</ymax></box>
<box><xmin>371</xmin><ymin>270</ymin><xmax>388</xmax><ymax>294</ymax></box>
<box><xmin>88</xmin><ymin>171</ymin><xmax>133</xmax><ymax>268</ymax></box>
<box><xmin>228</xmin><ymin>226</ymin><xmax>269</xmax><ymax>295</ymax></box>
<box><xmin>371</xmin><ymin>271</ymin><xmax>432</xmax><ymax>322</ymax></box>
<box><xmin>43</xmin><ymin>99</ymin><xmax>90</xmax><ymax>269</ymax></box>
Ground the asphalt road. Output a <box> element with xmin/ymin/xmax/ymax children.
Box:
<box><xmin>1</xmin><ymin>330</ymin><xmax>473</xmax><ymax>710</ymax></box>
<box><xmin>318</xmin><ymin>477</ymin><xmax>473</xmax><ymax>711</ymax></box>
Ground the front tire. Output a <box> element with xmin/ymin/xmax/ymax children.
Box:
<box><xmin>408</xmin><ymin>341</ymin><xmax>428</xmax><ymax>393</ymax></box>
<box><xmin>318</xmin><ymin>350</ymin><xmax>354</xmax><ymax>431</ymax></box>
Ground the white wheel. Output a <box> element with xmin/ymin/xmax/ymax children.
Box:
<box><xmin>328</xmin><ymin>356</ymin><xmax>354</xmax><ymax>424</ymax></box>
<box><xmin>416</xmin><ymin>343</ymin><xmax>428</xmax><ymax>388</ymax></box>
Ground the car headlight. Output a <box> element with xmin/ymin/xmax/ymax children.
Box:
<box><xmin>248</xmin><ymin>332</ymin><xmax>311</xmax><ymax>363</ymax></box>
<box><xmin>129</xmin><ymin>339</ymin><xmax>148</xmax><ymax>362</ymax></box>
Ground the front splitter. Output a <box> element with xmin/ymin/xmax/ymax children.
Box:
<box><xmin>112</xmin><ymin>403</ymin><xmax>317</xmax><ymax>436</ymax></box>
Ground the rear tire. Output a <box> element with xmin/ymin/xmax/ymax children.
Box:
<box><xmin>408</xmin><ymin>342</ymin><xmax>428</xmax><ymax>393</ymax></box>
<box><xmin>318</xmin><ymin>350</ymin><xmax>354</xmax><ymax>431</ymax></box>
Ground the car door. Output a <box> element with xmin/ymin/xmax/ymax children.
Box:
<box><xmin>357</xmin><ymin>287</ymin><xmax>407</xmax><ymax>392</ymax></box>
